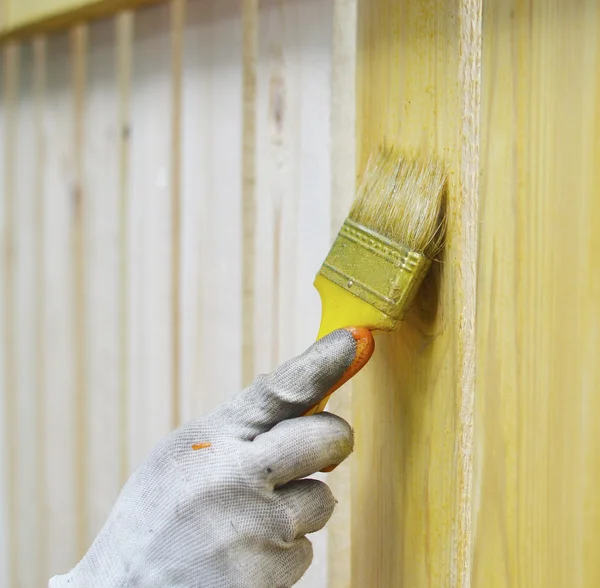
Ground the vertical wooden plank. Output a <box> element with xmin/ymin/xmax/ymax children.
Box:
<box><xmin>327</xmin><ymin>1</ymin><xmax>356</xmax><ymax>586</ymax></box>
<box><xmin>291</xmin><ymin>0</ymin><xmax>334</xmax><ymax>358</ymax></box>
<box><xmin>84</xmin><ymin>16</ymin><xmax>122</xmax><ymax>543</ymax></box>
<box><xmin>116</xmin><ymin>10</ymin><xmax>132</xmax><ymax>483</ymax></box>
<box><xmin>0</xmin><ymin>41</ymin><xmax>17</xmax><ymax>588</ymax></box>
<box><xmin>170</xmin><ymin>0</ymin><xmax>184</xmax><ymax>427</ymax></box>
<box><xmin>71</xmin><ymin>22</ymin><xmax>88</xmax><ymax>560</ymax></box>
<box><xmin>179</xmin><ymin>0</ymin><xmax>206</xmax><ymax>423</ymax></box>
<box><xmin>33</xmin><ymin>34</ymin><xmax>47</xmax><ymax>585</ymax></box>
<box><xmin>352</xmin><ymin>0</ymin><xmax>481</xmax><ymax>585</ymax></box>
<box><xmin>128</xmin><ymin>2</ymin><xmax>173</xmax><ymax>466</ymax></box>
<box><xmin>254</xmin><ymin>0</ymin><xmax>335</xmax><ymax>374</ymax></box>
<box><xmin>179</xmin><ymin>0</ymin><xmax>243</xmax><ymax>421</ymax></box>
<box><xmin>254</xmin><ymin>1</ymin><xmax>335</xmax><ymax>585</ymax></box>
<box><xmin>473</xmin><ymin>1</ymin><xmax>600</xmax><ymax>586</ymax></box>
<box><xmin>13</xmin><ymin>41</ymin><xmax>44</xmax><ymax>588</ymax></box>
<box><xmin>43</xmin><ymin>30</ymin><xmax>79</xmax><ymax>576</ymax></box>
<box><xmin>241</xmin><ymin>0</ymin><xmax>257</xmax><ymax>389</ymax></box>
<box><xmin>254</xmin><ymin>0</ymin><xmax>299</xmax><ymax>374</ymax></box>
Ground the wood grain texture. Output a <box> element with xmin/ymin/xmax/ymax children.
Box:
<box><xmin>254</xmin><ymin>0</ymin><xmax>334</xmax><ymax>373</ymax></box>
<box><xmin>14</xmin><ymin>40</ymin><xmax>46</xmax><ymax>587</ymax></box>
<box><xmin>241</xmin><ymin>0</ymin><xmax>257</xmax><ymax>388</ymax></box>
<box><xmin>43</xmin><ymin>31</ymin><xmax>79</xmax><ymax>576</ymax></box>
<box><xmin>169</xmin><ymin>0</ymin><xmax>184</xmax><ymax>428</ymax></box>
<box><xmin>472</xmin><ymin>1</ymin><xmax>600</xmax><ymax>586</ymax></box>
<box><xmin>71</xmin><ymin>22</ymin><xmax>88</xmax><ymax>558</ymax></box>
<box><xmin>32</xmin><ymin>34</ymin><xmax>47</xmax><ymax>582</ymax></box>
<box><xmin>352</xmin><ymin>0</ymin><xmax>481</xmax><ymax>585</ymax></box>
<box><xmin>179</xmin><ymin>0</ymin><xmax>243</xmax><ymax>422</ymax></box>
<box><xmin>84</xmin><ymin>17</ymin><xmax>122</xmax><ymax>543</ymax></box>
<box><xmin>116</xmin><ymin>10</ymin><xmax>132</xmax><ymax>484</ymax></box>
<box><xmin>127</xmin><ymin>2</ymin><xmax>173</xmax><ymax>467</ymax></box>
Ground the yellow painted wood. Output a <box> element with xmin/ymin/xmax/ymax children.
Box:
<box><xmin>352</xmin><ymin>0</ymin><xmax>481</xmax><ymax>585</ymax></box>
<box><xmin>472</xmin><ymin>1</ymin><xmax>600</xmax><ymax>586</ymax></box>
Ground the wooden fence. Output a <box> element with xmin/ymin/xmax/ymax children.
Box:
<box><xmin>0</xmin><ymin>1</ymin><xmax>357</xmax><ymax>586</ymax></box>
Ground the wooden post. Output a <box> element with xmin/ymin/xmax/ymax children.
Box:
<box><xmin>473</xmin><ymin>1</ymin><xmax>600</xmax><ymax>586</ymax></box>
<box><xmin>353</xmin><ymin>1</ymin><xmax>600</xmax><ymax>587</ymax></box>
<box><xmin>352</xmin><ymin>0</ymin><xmax>481</xmax><ymax>585</ymax></box>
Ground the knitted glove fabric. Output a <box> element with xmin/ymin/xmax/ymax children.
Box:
<box><xmin>49</xmin><ymin>329</ymin><xmax>362</xmax><ymax>588</ymax></box>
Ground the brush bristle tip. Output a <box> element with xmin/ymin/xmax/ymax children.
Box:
<box><xmin>349</xmin><ymin>146</ymin><xmax>447</xmax><ymax>258</ymax></box>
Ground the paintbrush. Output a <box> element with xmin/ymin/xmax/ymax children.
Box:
<box><xmin>304</xmin><ymin>146</ymin><xmax>447</xmax><ymax>416</ymax></box>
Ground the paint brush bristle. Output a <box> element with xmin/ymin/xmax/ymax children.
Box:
<box><xmin>349</xmin><ymin>146</ymin><xmax>447</xmax><ymax>258</ymax></box>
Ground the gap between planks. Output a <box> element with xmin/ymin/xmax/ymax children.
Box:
<box><xmin>2</xmin><ymin>40</ymin><xmax>18</xmax><ymax>588</ymax></box>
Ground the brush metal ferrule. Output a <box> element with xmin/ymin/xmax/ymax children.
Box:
<box><xmin>318</xmin><ymin>218</ymin><xmax>432</xmax><ymax>321</ymax></box>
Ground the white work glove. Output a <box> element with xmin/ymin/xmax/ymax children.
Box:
<box><xmin>49</xmin><ymin>328</ymin><xmax>371</xmax><ymax>588</ymax></box>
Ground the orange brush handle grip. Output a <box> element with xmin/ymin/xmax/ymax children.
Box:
<box><xmin>303</xmin><ymin>327</ymin><xmax>374</xmax><ymax>417</ymax></box>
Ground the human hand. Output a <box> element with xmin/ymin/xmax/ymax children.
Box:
<box><xmin>49</xmin><ymin>328</ymin><xmax>373</xmax><ymax>588</ymax></box>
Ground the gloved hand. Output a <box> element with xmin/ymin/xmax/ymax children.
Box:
<box><xmin>49</xmin><ymin>328</ymin><xmax>373</xmax><ymax>588</ymax></box>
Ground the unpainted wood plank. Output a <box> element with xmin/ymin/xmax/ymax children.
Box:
<box><xmin>241</xmin><ymin>0</ymin><xmax>257</xmax><ymax>389</ymax></box>
<box><xmin>170</xmin><ymin>0</ymin><xmax>184</xmax><ymax>428</ymax></box>
<box><xmin>13</xmin><ymin>41</ymin><xmax>44</xmax><ymax>588</ymax></box>
<box><xmin>33</xmin><ymin>34</ymin><xmax>47</xmax><ymax>584</ymax></box>
<box><xmin>473</xmin><ymin>1</ymin><xmax>600</xmax><ymax>586</ymax></box>
<box><xmin>127</xmin><ymin>2</ymin><xmax>174</xmax><ymax>467</ymax></box>
<box><xmin>254</xmin><ymin>0</ymin><xmax>299</xmax><ymax>375</ymax></box>
<box><xmin>254</xmin><ymin>2</ymin><xmax>335</xmax><ymax>585</ymax></box>
<box><xmin>71</xmin><ymin>22</ymin><xmax>87</xmax><ymax>560</ymax></box>
<box><xmin>179</xmin><ymin>0</ymin><xmax>243</xmax><ymax>422</ymax></box>
<box><xmin>42</xmin><ymin>30</ymin><xmax>79</xmax><ymax>576</ymax></box>
<box><xmin>83</xmin><ymin>16</ymin><xmax>123</xmax><ymax>544</ymax></box>
<box><xmin>255</xmin><ymin>0</ymin><xmax>336</xmax><ymax>375</ymax></box>
<box><xmin>116</xmin><ymin>9</ymin><xmax>132</xmax><ymax>484</ymax></box>
<box><xmin>352</xmin><ymin>0</ymin><xmax>481</xmax><ymax>585</ymax></box>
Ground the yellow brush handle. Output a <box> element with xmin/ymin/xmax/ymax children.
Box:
<box><xmin>303</xmin><ymin>275</ymin><xmax>396</xmax><ymax>417</ymax></box>
<box><xmin>314</xmin><ymin>274</ymin><xmax>397</xmax><ymax>339</ymax></box>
